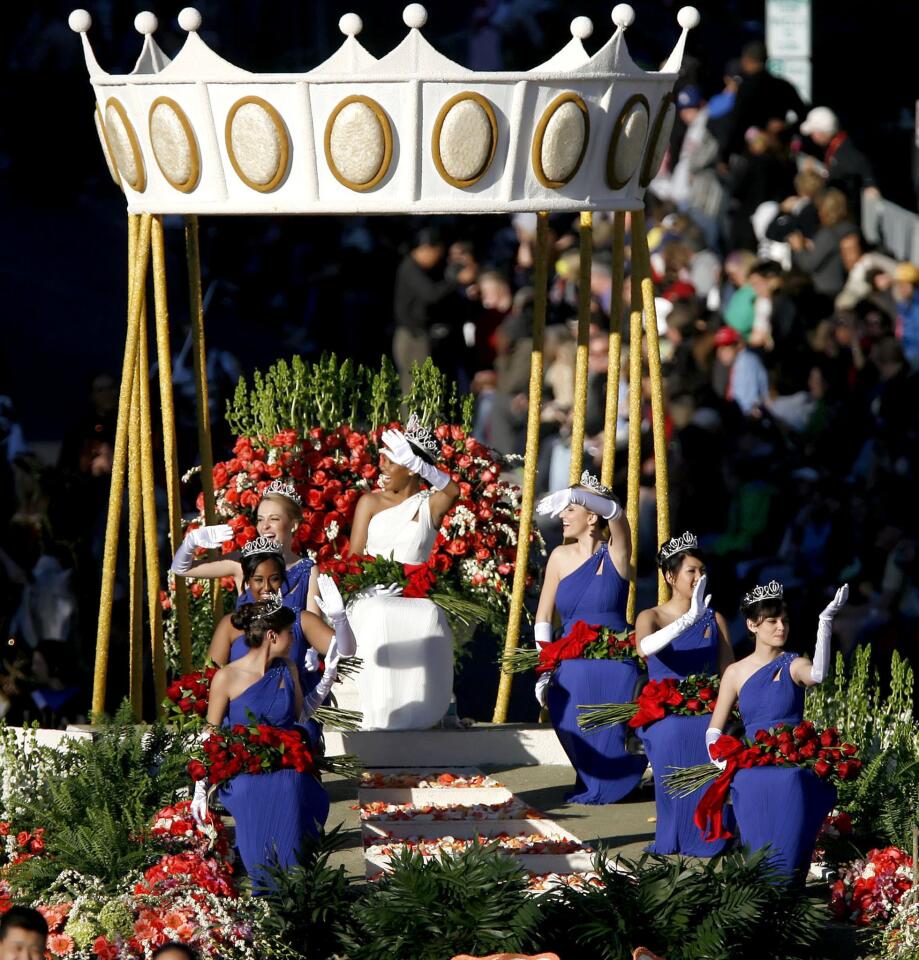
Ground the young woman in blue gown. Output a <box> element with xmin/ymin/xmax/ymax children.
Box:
<box><xmin>635</xmin><ymin>532</ymin><xmax>733</xmax><ymax>856</ymax></box>
<box><xmin>192</xmin><ymin>596</ymin><xmax>330</xmax><ymax>892</ymax></box>
<box><xmin>533</xmin><ymin>471</ymin><xmax>646</xmax><ymax>804</ymax></box>
<box><xmin>704</xmin><ymin>579</ymin><xmax>848</xmax><ymax>881</ymax></box>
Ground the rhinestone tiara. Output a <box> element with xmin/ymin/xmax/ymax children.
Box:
<box><xmin>405</xmin><ymin>413</ymin><xmax>440</xmax><ymax>458</ymax></box>
<box><xmin>578</xmin><ymin>470</ymin><xmax>613</xmax><ymax>499</ymax></box>
<box><xmin>742</xmin><ymin>580</ymin><xmax>784</xmax><ymax>607</ymax></box>
<box><xmin>660</xmin><ymin>530</ymin><xmax>698</xmax><ymax>561</ymax></box>
<box><xmin>253</xmin><ymin>591</ymin><xmax>285</xmax><ymax>619</ymax></box>
<box><xmin>241</xmin><ymin>536</ymin><xmax>284</xmax><ymax>558</ymax></box>
<box><xmin>263</xmin><ymin>479</ymin><xmax>303</xmax><ymax>508</ymax></box>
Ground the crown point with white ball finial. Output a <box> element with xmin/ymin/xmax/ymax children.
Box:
<box><xmin>68</xmin><ymin>9</ymin><xmax>92</xmax><ymax>33</ymax></box>
<box><xmin>402</xmin><ymin>4</ymin><xmax>428</xmax><ymax>30</ymax></box>
<box><xmin>677</xmin><ymin>7</ymin><xmax>701</xmax><ymax>30</ymax></box>
<box><xmin>570</xmin><ymin>16</ymin><xmax>593</xmax><ymax>40</ymax></box>
<box><xmin>178</xmin><ymin>7</ymin><xmax>203</xmax><ymax>33</ymax></box>
<box><xmin>611</xmin><ymin>4</ymin><xmax>635</xmax><ymax>29</ymax></box>
<box><xmin>133</xmin><ymin>12</ymin><xmax>158</xmax><ymax>36</ymax></box>
<box><xmin>338</xmin><ymin>13</ymin><xmax>363</xmax><ymax>37</ymax></box>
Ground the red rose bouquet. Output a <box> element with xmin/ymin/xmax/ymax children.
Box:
<box><xmin>501</xmin><ymin>620</ymin><xmax>638</xmax><ymax>675</ymax></box>
<box><xmin>578</xmin><ymin>674</ymin><xmax>721</xmax><ymax>732</ymax></box>
<box><xmin>165</xmin><ymin>665</ymin><xmax>217</xmax><ymax>729</ymax></box>
<box><xmin>188</xmin><ymin>723</ymin><xmax>318</xmax><ymax>788</ymax></box>
<box><xmin>830</xmin><ymin>846</ymin><xmax>914</xmax><ymax>926</ymax></box>
<box><xmin>663</xmin><ymin>721</ymin><xmax>862</xmax><ymax>842</ymax></box>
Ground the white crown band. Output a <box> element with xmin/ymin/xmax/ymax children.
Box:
<box><xmin>660</xmin><ymin>530</ymin><xmax>698</xmax><ymax>561</ymax></box>
<box><xmin>405</xmin><ymin>413</ymin><xmax>440</xmax><ymax>458</ymax></box>
<box><xmin>742</xmin><ymin>580</ymin><xmax>784</xmax><ymax>607</ymax></box>
<box><xmin>253</xmin><ymin>591</ymin><xmax>285</xmax><ymax>620</ymax></box>
<box><xmin>68</xmin><ymin>5</ymin><xmax>700</xmax><ymax>217</ymax></box>
<box><xmin>241</xmin><ymin>536</ymin><xmax>284</xmax><ymax>558</ymax></box>
<box><xmin>578</xmin><ymin>471</ymin><xmax>613</xmax><ymax>499</ymax></box>
<box><xmin>263</xmin><ymin>479</ymin><xmax>303</xmax><ymax>509</ymax></box>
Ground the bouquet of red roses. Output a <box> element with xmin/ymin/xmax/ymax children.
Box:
<box><xmin>501</xmin><ymin>620</ymin><xmax>639</xmax><ymax>675</ymax></box>
<box><xmin>663</xmin><ymin>721</ymin><xmax>862</xmax><ymax>842</ymax></box>
<box><xmin>579</xmin><ymin>674</ymin><xmax>720</xmax><ymax>732</ymax></box>
<box><xmin>188</xmin><ymin>723</ymin><xmax>318</xmax><ymax>788</ymax></box>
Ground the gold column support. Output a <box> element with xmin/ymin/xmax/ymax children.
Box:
<box><xmin>625</xmin><ymin>212</ymin><xmax>644</xmax><ymax>626</ymax></box>
<box><xmin>600</xmin><ymin>212</ymin><xmax>626</xmax><ymax>488</ymax></box>
<box><xmin>127</xmin><ymin>222</ymin><xmax>144</xmax><ymax>721</ymax></box>
<box><xmin>185</xmin><ymin>215</ymin><xmax>220</xmax><ymax>613</ymax></box>
<box><xmin>137</xmin><ymin>285</ymin><xmax>167</xmax><ymax>714</ymax></box>
<box><xmin>568</xmin><ymin>211</ymin><xmax>592</xmax><ymax>484</ymax></box>
<box><xmin>92</xmin><ymin>213</ymin><xmax>152</xmax><ymax>718</ymax></box>
<box><xmin>493</xmin><ymin>211</ymin><xmax>550</xmax><ymax>724</ymax></box>
<box><xmin>152</xmin><ymin>217</ymin><xmax>193</xmax><ymax>673</ymax></box>
<box><xmin>632</xmin><ymin>209</ymin><xmax>671</xmax><ymax>603</ymax></box>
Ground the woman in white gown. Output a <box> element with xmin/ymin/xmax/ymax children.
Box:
<box><xmin>347</xmin><ymin>416</ymin><xmax>460</xmax><ymax>730</ymax></box>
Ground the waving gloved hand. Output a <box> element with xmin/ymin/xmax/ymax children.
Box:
<box><xmin>381</xmin><ymin>428</ymin><xmax>450</xmax><ymax>490</ymax></box>
<box><xmin>812</xmin><ymin>583</ymin><xmax>848</xmax><ymax>683</ymax></box>
<box><xmin>639</xmin><ymin>575</ymin><xmax>710</xmax><ymax>657</ymax></box>
<box><xmin>170</xmin><ymin>524</ymin><xmax>234</xmax><ymax>573</ymax></box>
<box><xmin>316</xmin><ymin>573</ymin><xmax>357</xmax><ymax>657</ymax></box>
<box><xmin>536</xmin><ymin>489</ymin><xmax>572</xmax><ymax>518</ymax></box>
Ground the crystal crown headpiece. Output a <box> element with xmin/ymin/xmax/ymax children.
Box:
<box><xmin>253</xmin><ymin>591</ymin><xmax>285</xmax><ymax>619</ymax></box>
<box><xmin>263</xmin><ymin>479</ymin><xmax>302</xmax><ymax>508</ymax></box>
<box><xmin>68</xmin><ymin>5</ymin><xmax>700</xmax><ymax>216</ymax></box>
<box><xmin>660</xmin><ymin>530</ymin><xmax>698</xmax><ymax>561</ymax></box>
<box><xmin>742</xmin><ymin>580</ymin><xmax>784</xmax><ymax>607</ymax></box>
<box><xmin>579</xmin><ymin>471</ymin><xmax>613</xmax><ymax>499</ymax></box>
<box><xmin>405</xmin><ymin>413</ymin><xmax>440</xmax><ymax>458</ymax></box>
<box><xmin>241</xmin><ymin>536</ymin><xmax>284</xmax><ymax>558</ymax></box>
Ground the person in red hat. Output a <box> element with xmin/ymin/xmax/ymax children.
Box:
<box><xmin>713</xmin><ymin>326</ymin><xmax>769</xmax><ymax>415</ymax></box>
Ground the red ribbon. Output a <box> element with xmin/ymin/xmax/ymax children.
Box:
<box><xmin>693</xmin><ymin>735</ymin><xmax>747</xmax><ymax>841</ymax></box>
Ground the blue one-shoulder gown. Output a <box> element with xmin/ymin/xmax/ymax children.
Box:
<box><xmin>730</xmin><ymin>651</ymin><xmax>836</xmax><ymax>881</ymax></box>
<box><xmin>639</xmin><ymin>607</ymin><xmax>730</xmax><ymax>856</ymax></box>
<box><xmin>218</xmin><ymin>660</ymin><xmax>330</xmax><ymax>892</ymax></box>
<box><xmin>546</xmin><ymin>544</ymin><xmax>648</xmax><ymax>804</ymax></box>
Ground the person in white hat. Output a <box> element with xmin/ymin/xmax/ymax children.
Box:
<box><xmin>800</xmin><ymin>106</ymin><xmax>879</xmax><ymax>210</ymax></box>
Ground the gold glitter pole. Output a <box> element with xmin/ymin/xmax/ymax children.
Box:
<box><xmin>633</xmin><ymin>209</ymin><xmax>671</xmax><ymax>603</ymax></box>
<box><xmin>127</xmin><ymin>223</ymin><xmax>144</xmax><ymax>721</ymax></box>
<box><xmin>493</xmin><ymin>211</ymin><xmax>549</xmax><ymax>724</ymax></box>
<box><xmin>137</xmin><ymin>285</ymin><xmax>167</xmax><ymax>715</ymax></box>
<box><xmin>92</xmin><ymin>213</ymin><xmax>152</xmax><ymax>718</ymax></box>
<box><xmin>184</xmin><ymin>216</ymin><xmax>220</xmax><ymax>613</ymax></box>
<box><xmin>152</xmin><ymin>216</ymin><xmax>192</xmax><ymax>673</ymax></box>
<box><xmin>625</xmin><ymin>213</ymin><xmax>643</xmax><ymax>626</ymax></box>
<box><xmin>600</xmin><ymin>212</ymin><xmax>626</xmax><ymax>488</ymax></box>
<box><xmin>568</xmin><ymin>211</ymin><xmax>592</xmax><ymax>484</ymax></box>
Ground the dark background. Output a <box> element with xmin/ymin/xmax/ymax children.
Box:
<box><xmin>2</xmin><ymin>0</ymin><xmax>917</xmax><ymax>443</ymax></box>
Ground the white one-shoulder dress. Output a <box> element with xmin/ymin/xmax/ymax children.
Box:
<box><xmin>349</xmin><ymin>491</ymin><xmax>454</xmax><ymax>730</ymax></box>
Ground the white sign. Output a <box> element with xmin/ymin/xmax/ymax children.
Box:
<box><xmin>768</xmin><ymin>56</ymin><xmax>812</xmax><ymax>104</ymax></box>
<box><xmin>766</xmin><ymin>0</ymin><xmax>811</xmax><ymax>58</ymax></box>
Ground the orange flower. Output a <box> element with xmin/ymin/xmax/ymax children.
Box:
<box><xmin>46</xmin><ymin>933</ymin><xmax>75</xmax><ymax>956</ymax></box>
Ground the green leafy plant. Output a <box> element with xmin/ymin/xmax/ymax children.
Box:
<box><xmin>539</xmin><ymin>848</ymin><xmax>825</xmax><ymax>960</ymax></box>
<box><xmin>342</xmin><ymin>842</ymin><xmax>543</xmax><ymax>960</ymax></box>
<box><xmin>260</xmin><ymin>825</ymin><xmax>357</xmax><ymax>960</ymax></box>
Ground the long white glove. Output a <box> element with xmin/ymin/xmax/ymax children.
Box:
<box><xmin>304</xmin><ymin>648</ymin><xmax>321</xmax><ymax>673</ymax></box>
<box><xmin>381</xmin><ymin>428</ymin><xmax>450</xmax><ymax>491</ymax></box>
<box><xmin>533</xmin><ymin>622</ymin><xmax>553</xmax><ymax>705</ymax></box>
<box><xmin>639</xmin><ymin>576</ymin><xmax>710</xmax><ymax>656</ymax></box>
<box><xmin>706</xmin><ymin>727</ymin><xmax>726</xmax><ymax>770</ymax></box>
<box><xmin>536</xmin><ymin>487</ymin><xmax>621</xmax><ymax>520</ymax></box>
<box><xmin>170</xmin><ymin>524</ymin><xmax>234</xmax><ymax>574</ymax></box>
<box><xmin>811</xmin><ymin>583</ymin><xmax>848</xmax><ymax>683</ymax></box>
<box><xmin>302</xmin><ymin>638</ymin><xmax>341</xmax><ymax>720</ymax></box>
<box><xmin>354</xmin><ymin>583</ymin><xmax>404</xmax><ymax>602</ymax></box>
<box><xmin>191</xmin><ymin>779</ymin><xmax>209</xmax><ymax>826</ymax></box>
<box><xmin>315</xmin><ymin>573</ymin><xmax>356</xmax><ymax>657</ymax></box>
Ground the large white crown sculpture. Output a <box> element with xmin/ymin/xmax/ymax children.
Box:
<box><xmin>69</xmin><ymin>3</ymin><xmax>699</xmax><ymax>216</ymax></box>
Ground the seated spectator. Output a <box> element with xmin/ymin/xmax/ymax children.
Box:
<box><xmin>892</xmin><ymin>261</ymin><xmax>919</xmax><ymax>367</ymax></box>
<box><xmin>713</xmin><ymin>325</ymin><xmax>769</xmax><ymax>415</ymax></box>
<box><xmin>0</xmin><ymin>905</ymin><xmax>48</xmax><ymax>960</ymax></box>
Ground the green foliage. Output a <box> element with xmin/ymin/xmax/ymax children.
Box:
<box><xmin>7</xmin><ymin>702</ymin><xmax>189</xmax><ymax>895</ymax></box>
<box><xmin>225</xmin><ymin>353</ymin><xmax>470</xmax><ymax>437</ymax></box>
<box><xmin>260</xmin><ymin>825</ymin><xmax>357</xmax><ymax>960</ymax></box>
<box><xmin>342</xmin><ymin>842</ymin><xmax>543</xmax><ymax>960</ymax></box>
<box><xmin>539</xmin><ymin>849</ymin><xmax>824</xmax><ymax>960</ymax></box>
<box><xmin>805</xmin><ymin>645</ymin><xmax>919</xmax><ymax>847</ymax></box>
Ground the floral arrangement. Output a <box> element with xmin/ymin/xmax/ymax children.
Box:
<box><xmin>883</xmin><ymin>895</ymin><xmax>919</xmax><ymax>958</ymax></box>
<box><xmin>830</xmin><ymin>846</ymin><xmax>914</xmax><ymax>927</ymax></box>
<box><xmin>359</xmin><ymin>798</ymin><xmax>544</xmax><ymax>823</ymax></box>
<box><xmin>665</xmin><ymin>722</ymin><xmax>863</xmax><ymax>842</ymax></box>
<box><xmin>164</xmin><ymin>665</ymin><xmax>217</xmax><ymax>729</ymax></box>
<box><xmin>366</xmin><ymin>833</ymin><xmax>589</xmax><ymax>859</ymax></box>
<box><xmin>160</xmin><ymin>354</ymin><xmax>544</xmax><ymax>671</ymax></box>
<box><xmin>0</xmin><ymin>822</ymin><xmax>45</xmax><ymax>866</ymax></box>
<box><xmin>501</xmin><ymin>621</ymin><xmax>639</xmax><ymax>676</ymax></box>
<box><xmin>359</xmin><ymin>771</ymin><xmax>504</xmax><ymax>789</ymax></box>
<box><xmin>188</xmin><ymin>723</ymin><xmax>318</xmax><ymax>788</ymax></box>
<box><xmin>578</xmin><ymin>674</ymin><xmax>720</xmax><ymax>732</ymax></box>
<box><xmin>148</xmin><ymin>799</ymin><xmax>228</xmax><ymax>859</ymax></box>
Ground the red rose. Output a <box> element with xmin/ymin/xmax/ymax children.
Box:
<box><xmin>212</xmin><ymin>463</ymin><xmax>229</xmax><ymax>488</ymax></box>
<box><xmin>799</xmin><ymin>740</ymin><xmax>817</xmax><ymax>759</ymax></box>
<box><xmin>240</xmin><ymin>489</ymin><xmax>260</xmax><ymax>510</ymax></box>
<box><xmin>188</xmin><ymin>760</ymin><xmax>207</xmax><ymax>782</ymax></box>
<box><xmin>444</xmin><ymin>538</ymin><xmax>469</xmax><ymax>556</ymax></box>
<box><xmin>0</xmin><ymin>822</ymin><xmax>9</xmax><ymax>837</ymax></box>
<box><xmin>820</xmin><ymin>728</ymin><xmax>839</xmax><ymax>747</ymax></box>
<box><xmin>779</xmin><ymin>741</ymin><xmax>795</xmax><ymax>757</ymax></box>
<box><xmin>777</xmin><ymin>730</ymin><xmax>794</xmax><ymax>744</ymax></box>
<box><xmin>684</xmin><ymin>698</ymin><xmax>702</xmax><ymax>713</ymax></box>
<box><xmin>361</xmin><ymin>464</ymin><xmax>378</xmax><ymax>480</ymax></box>
<box><xmin>430</xmin><ymin>553</ymin><xmax>452</xmax><ymax>573</ymax></box>
<box><xmin>837</xmin><ymin>761</ymin><xmax>853</xmax><ymax>780</ymax></box>
<box><xmin>698</xmin><ymin>687</ymin><xmax>714</xmax><ymax>702</ymax></box>
<box><xmin>307</xmin><ymin>489</ymin><xmax>325</xmax><ymax>509</ymax></box>
<box><xmin>814</xmin><ymin>759</ymin><xmax>832</xmax><ymax>778</ymax></box>
<box><xmin>841</xmin><ymin>743</ymin><xmax>858</xmax><ymax>756</ymax></box>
